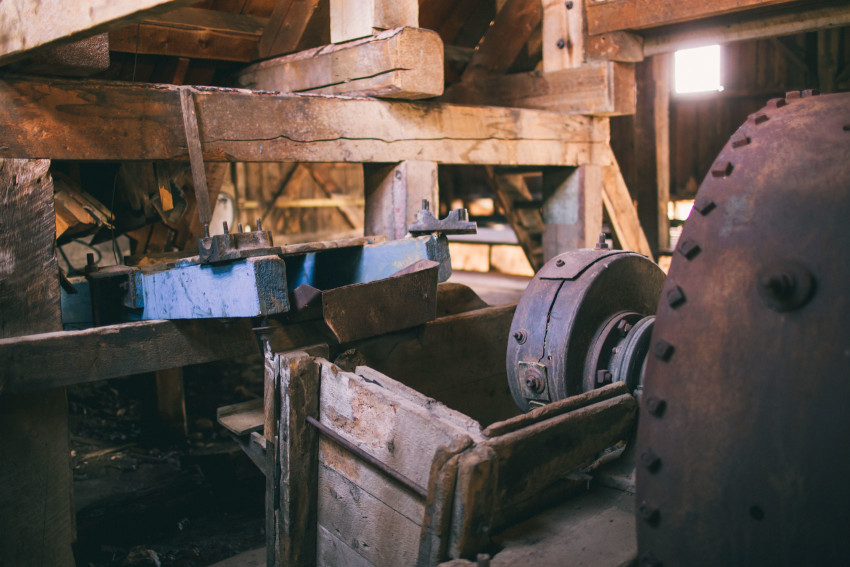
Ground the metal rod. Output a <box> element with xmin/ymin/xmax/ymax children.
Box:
<box><xmin>305</xmin><ymin>415</ymin><xmax>427</xmax><ymax>499</ymax></box>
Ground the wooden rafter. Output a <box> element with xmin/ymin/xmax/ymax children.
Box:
<box><xmin>0</xmin><ymin>0</ymin><xmax>194</xmax><ymax>65</ymax></box>
<box><xmin>256</xmin><ymin>0</ymin><xmax>322</xmax><ymax>59</ymax></box>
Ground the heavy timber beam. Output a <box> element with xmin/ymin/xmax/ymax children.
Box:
<box><xmin>442</xmin><ymin>60</ymin><xmax>635</xmax><ymax>116</ymax></box>
<box><xmin>0</xmin><ymin>76</ymin><xmax>609</xmax><ymax>165</ymax></box>
<box><xmin>239</xmin><ymin>26</ymin><xmax>444</xmax><ymax>100</ymax></box>
<box><xmin>586</xmin><ymin>0</ymin><xmax>798</xmax><ymax>35</ymax></box>
<box><xmin>0</xmin><ymin>0</ymin><xmax>194</xmax><ymax>65</ymax></box>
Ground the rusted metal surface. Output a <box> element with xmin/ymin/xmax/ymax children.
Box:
<box><xmin>507</xmin><ymin>250</ymin><xmax>664</xmax><ymax>412</ymax></box>
<box><xmin>408</xmin><ymin>199</ymin><xmax>477</xmax><ymax>235</ymax></box>
<box><xmin>636</xmin><ymin>91</ymin><xmax>850</xmax><ymax>566</ymax></box>
<box><xmin>198</xmin><ymin>218</ymin><xmax>279</xmax><ymax>264</ymax></box>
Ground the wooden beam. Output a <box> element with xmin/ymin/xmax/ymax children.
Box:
<box><xmin>330</xmin><ymin>0</ymin><xmax>418</xmax><ymax>44</ymax></box>
<box><xmin>0</xmin><ymin>160</ymin><xmax>74</xmax><ymax>567</ymax></box>
<box><xmin>461</xmin><ymin>0</ymin><xmax>542</xmax><ymax>81</ymax></box>
<box><xmin>364</xmin><ymin>160</ymin><xmax>438</xmax><ymax>240</ymax></box>
<box><xmin>155</xmin><ymin>367</ymin><xmax>188</xmax><ymax>436</ymax></box>
<box><xmin>256</xmin><ymin>0</ymin><xmax>321</xmax><ymax>59</ymax></box>
<box><xmin>642</xmin><ymin>3</ymin><xmax>850</xmax><ymax>56</ymax></box>
<box><xmin>542</xmin><ymin>165</ymin><xmax>604</xmax><ymax>257</ymax></box>
<box><xmin>587</xmin><ymin>31</ymin><xmax>644</xmax><ymax>62</ymax></box>
<box><xmin>239</xmin><ymin>26</ymin><xmax>444</xmax><ymax>100</ymax></box>
<box><xmin>601</xmin><ymin>149</ymin><xmax>652</xmax><ymax>257</ymax></box>
<box><xmin>305</xmin><ymin>164</ymin><xmax>365</xmax><ymax>230</ymax></box>
<box><xmin>109</xmin><ymin>7</ymin><xmax>267</xmax><ymax>62</ymax></box>
<box><xmin>586</xmin><ymin>0</ymin><xmax>799</xmax><ymax>35</ymax></box>
<box><xmin>0</xmin><ymin>76</ymin><xmax>609</xmax><ymax>165</ymax></box>
<box><xmin>541</xmin><ymin>0</ymin><xmax>584</xmax><ymax>71</ymax></box>
<box><xmin>443</xmin><ymin>60</ymin><xmax>635</xmax><ymax>115</ymax></box>
<box><xmin>0</xmin><ymin>0</ymin><xmax>194</xmax><ymax>65</ymax></box>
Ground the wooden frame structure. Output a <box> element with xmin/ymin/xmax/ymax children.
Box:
<box><xmin>1</xmin><ymin>1</ymin><xmax>848</xmax><ymax>565</ymax></box>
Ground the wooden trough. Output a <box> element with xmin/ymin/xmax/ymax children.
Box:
<box><xmin>218</xmin><ymin>302</ymin><xmax>637</xmax><ymax>567</ymax></box>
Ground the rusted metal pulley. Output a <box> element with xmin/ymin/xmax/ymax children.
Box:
<box><xmin>636</xmin><ymin>90</ymin><xmax>850</xmax><ymax>566</ymax></box>
<box><xmin>506</xmin><ymin>249</ymin><xmax>665</xmax><ymax>412</ymax></box>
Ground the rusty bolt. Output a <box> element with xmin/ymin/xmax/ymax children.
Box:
<box><xmin>596</xmin><ymin>369</ymin><xmax>612</xmax><ymax>386</ymax></box>
<box><xmin>639</xmin><ymin>448</ymin><xmax>661</xmax><ymax>472</ymax></box>
<box><xmin>237</xmin><ymin>222</ymin><xmax>244</xmax><ymax>233</ymax></box>
<box><xmin>565</xmin><ymin>1</ymin><xmax>574</xmax><ymax>8</ymax></box>
<box><xmin>526</xmin><ymin>375</ymin><xmax>544</xmax><ymax>393</ymax></box>
<box><xmin>616</xmin><ymin>319</ymin><xmax>633</xmax><ymax>336</ymax></box>
<box><xmin>555</xmin><ymin>258</ymin><xmax>566</xmax><ymax>267</ymax></box>
<box><xmin>222</xmin><ymin>221</ymin><xmax>230</xmax><ymax>234</ymax></box>
<box><xmin>678</xmin><ymin>239</ymin><xmax>701</xmax><ymax>260</ymax></box>
<box><xmin>645</xmin><ymin>397</ymin><xmax>666</xmax><ymax>417</ymax></box>
<box><xmin>513</xmin><ymin>329</ymin><xmax>527</xmax><ymax>344</ymax></box>
<box><xmin>751</xmin><ymin>113</ymin><xmax>769</xmax><ymax>125</ymax></box>
<box><xmin>666</xmin><ymin>285</ymin><xmax>686</xmax><ymax>308</ymax></box>
<box><xmin>476</xmin><ymin>554</ymin><xmax>491</xmax><ymax>567</ymax></box>
<box><xmin>557</xmin><ymin>38</ymin><xmax>566</xmax><ymax>49</ymax></box>
<box><xmin>711</xmin><ymin>161</ymin><xmax>734</xmax><ymax>178</ymax></box>
<box><xmin>766</xmin><ymin>97</ymin><xmax>787</xmax><ymax>109</ymax></box>
<box><xmin>594</xmin><ymin>232</ymin><xmax>609</xmax><ymax>250</ymax></box>
<box><xmin>638</xmin><ymin>501</ymin><xmax>660</xmax><ymax>525</ymax></box>
<box><xmin>731</xmin><ymin>134</ymin><xmax>751</xmax><ymax>148</ymax></box>
<box><xmin>256</xmin><ymin>217</ymin><xmax>263</xmax><ymax>231</ymax></box>
<box><xmin>801</xmin><ymin>89</ymin><xmax>820</xmax><ymax>97</ymax></box>
<box><xmin>652</xmin><ymin>340</ymin><xmax>674</xmax><ymax>361</ymax></box>
<box><xmin>693</xmin><ymin>197</ymin><xmax>716</xmax><ymax>215</ymax></box>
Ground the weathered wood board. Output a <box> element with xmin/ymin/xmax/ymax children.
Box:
<box><xmin>0</xmin><ymin>76</ymin><xmax>609</xmax><ymax>166</ymax></box>
<box><xmin>240</xmin><ymin>26</ymin><xmax>444</xmax><ymax>100</ymax></box>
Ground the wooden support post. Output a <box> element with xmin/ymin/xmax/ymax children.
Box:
<box><xmin>330</xmin><ymin>0</ymin><xmax>418</xmax><ymax>44</ymax></box>
<box><xmin>155</xmin><ymin>368</ymin><xmax>188</xmax><ymax>437</ymax></box>
<box><xmin>277</xmin><ymin>352</ymin><xmax>320</xmax><ymax>567</ymax></box>
<box><xmin>542</xmin><ymin>166</ymin><xmax>604</xmax><ymax>258</ymax></box>
<box><xmin>611</xmin><ymin>55</ymin><xmax>671</xmax><ymax>258</ymax></box>
<box><xmin>364</xmin><ymin>161</ymin><xmax>438</xmax><ymax>240</ymax></box>
<box><xmin>542</xmin><ymin>0</ymin><xmax>584</xmax><ymax>71</ymax></box>
<box><xmin>0</xmin><ymin>159</ymin><xmax>74</xmax><ymax>567</ymax></box>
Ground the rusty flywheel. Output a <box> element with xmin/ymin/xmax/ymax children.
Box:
<box><xmin>636</xmin><ymin>90</ymin><xmax>850</xmax><ymax>566</ymax></box>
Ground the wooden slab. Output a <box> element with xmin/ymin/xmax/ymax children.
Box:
<box><xmin>0</xmin><ymin>76</ymin><xmax>609</xmax><ymax>166</ymax></box>
<box><xmin>240</xmin><ymin>26</ymin><xmax>443</xmax><ymax>100</ymax></box>
<box><xmin>217</xmin><ymin>398</ymin><xmax>264</xmax><ymax>436</ymax></box>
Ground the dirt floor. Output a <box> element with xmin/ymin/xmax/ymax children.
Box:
<box><xmin>69</xmin><ymin>354</ymin><xmax>268</xmax><ymax>567</ymax></box>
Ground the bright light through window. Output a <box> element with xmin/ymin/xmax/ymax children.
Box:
<box><xmin>674</xmin><ymin>45</ymin><xmax>723</xmax><ymax>94</ymax></box>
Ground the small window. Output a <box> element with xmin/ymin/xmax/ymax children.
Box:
<box><xmin>674</xmin><ymin>45</ymin><xmax>723</xmax><ymax>94</ymax></box>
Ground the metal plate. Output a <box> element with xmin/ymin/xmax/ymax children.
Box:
<box><xmin>507</xmin><ymin>250</ymin><xmax>664</xmax><ymax>412</ymax></box>
<box><xmin>636</xmin><ymin>91</ymin><xmax>850</xmax><ymax>566</ymax></box>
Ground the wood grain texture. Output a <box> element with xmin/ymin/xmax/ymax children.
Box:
<box><xmin>601</xmin><ymin>148</ymin><xmax>652</xmax><ymax>256</ymax></box>
<box><xmin>587</xmin><ymin>31</ymin><xmax>644</xmax><ymax>62</ymax></box>
<box><xmin>541</xmin><ymin>0</ymin><xmax>584</xmax><ymax>71</ymax></box>
<box><xmin>443</xmin><ymin>61</ymin><xmax>636</xmax><ymax>116</ymax></box>
<box><xmin>241</xmin><ymin>26</ymin><xmax>444</xmax><ymax>100</ymax></box>
<box><xmin>330</xmin><ymin>0</ymin><xmax>418</xmax><ymax>44</ymax></box>
<box><xmin>586</xmin><ymin>0</ymin><xmax>797</xmax><ymax>35</ymax></box>
<box><xmin>461</xmin><ymin>0</ymin><xmax>542</xmax><ymax>81</ymax></box>
<box><xmin>542</xmin><ymin>165</ymin><xmax>604</xmax><ymax>258</ymax></box>
<box><xmin>0</xmin><ymin>76</ymin><xmax>608</xmax><ymax>166</ymax></box>
<box><xmin>279</xmin><ymin>352</ymin><xmax>321</xmax><ymax>567</ymax></box>
<box><xmin>256</xmin><ymin>0</ymin><xmax>321</xmax><ymax>59</ymax></box>
<box><xmin>0</xmin><ymin>159</ymin><xmax>74</xmax><ymax>567</ymax></box>
<box><xmin>364</xmin><ymin>160</ymin><xmax>438</xmax><ymax>240</ymax></box>
<box><xmin>109</xmin><ymin>8</ymin><xmax>267</xmax><ymax>62</ymax></box>
<box><xmin>0</xmin><ymin>0</ymin><xmax>194</xmax><ymax>64</ymax></box>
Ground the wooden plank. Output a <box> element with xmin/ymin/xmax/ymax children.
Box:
<box><xmin>316</xmin><ymin>361</ymin><xmax>481</xmax><ymax>566</ymax></box>
<box><xmin>0</xmin><ymin>319</ymin><xmax>265</xmax><ymax>393</ymax></box>
<box><xmin>217</xmin><ymin>398</ymin><xmax>264</xmax><ymax>436</ymax></box>
<box><xmin>330</xmin><ymin>0</ymin><xmax>418</xmax><ymax>44</ymax></box>
<box><xmin>448</xmin><ymin>444</ymin><xmax>498</xmax><ymax>558</ymax></box>
<box><xmin>109</xmin><ymin>7</ymin><xmax>267</xmax><ymax>62</ymax></box>
<box><xmin>586</xmin><ymin>0</ymin><xmax>799</xmax><ymax>35</ymax></box>
<box><xmin>482</xmin><ymin>382</ymin><xmax>628</xmax><ymax>437</ymax></box>
<box><xmin>0</xmin><ymin>159</ymin><xmax>74</xmax><ymax>567</ymax></box>
<box><xmin>364</xmin><ymin>160</ymin><xmax>438</xmax><ymax>240</ymax></box>
<box><xmin>443</xmin><ymin>60</ymin><xmax>636</xmax><ymax>116</ymax></box>
<box><xmin>541</xmin><ymin>0</ymin><xmax>584</xmax><ymax>71</ymax></box>
<box><xmin>0</xmin><ymin>0</ymin><xmax>194</xmax><ymax>65</ymax></box>
<box><xmin>487</xmin><ymin>394</ymin><xmax>637</xmax><ymax>529</ymax></box>
<box><xmin>305</xmin><ymin>164</ymin><xmax>365</xmax><ymax>230</ymax></box>
<box><xmin>642</xmin><ymin>3</ymin><xmax>850</xmax><ymax>56</ymax></box>
<box><xmin>601</xmin><ymin>149</ymin><xmax>652</xmax><ymax>257</ymax></box>
<box><xmin>256</xmin><ymin>0</ymin><xmax>321</xmax><ymax>59</ymax></box>
<box><xmin>240</xmin><ymin>26</ymin><xmax>443</xmax><ymax>100</ymax></box>
<box><xmin>587</xmin><ymin>31</ymin><xmax>644</xmax><ymax>62</ymax></box>
<box><xmin>348</xmin><ymin>304</ymin><xmax>518</xmax><ymax>426</ymax></box>
<box><xmin>155</xmin><ymin>367</ymin><xmax>188</xmax><ymax>436</ymax></box>
<box><xmin>278</xmin><ymin>352</ymin><xmax>321</xmax><ymax>567</ymax></box>
<box><xmin>264</xmin><ymin>352</ymin><xmax>280</xmax><ymax>567</ymax></box>
<box><xmin>318</xmin><ymin>523</ymin><xmax>375</xmax><ymax>567</ymax></box>
<box><xmin>461</xmin><ymin>0</ymin><xmax>542</xmax><ymax>81</ymax></box>
<box><xmin>0</xmin><ymin>76</ymin><xmax>609</xmax><ymax>166</ymax></box>
<box><xmin>484</xmin><ymin>168</ymin><xmax>545</xmax><ymax>271</ymax></box>
<box><xmin>542</xmin><ymin>165</ymin><xmax>604</xmax><ymax>258</ymax></box>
